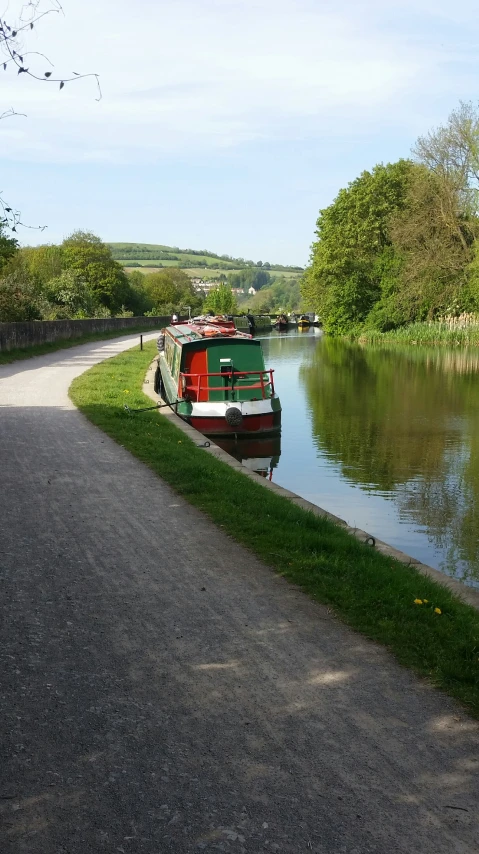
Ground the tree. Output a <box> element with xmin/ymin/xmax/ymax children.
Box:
<box><xmin>413</xmin><ymin>101</ymin><xmax>479</xmax><ymax>219</ymax></box>
<box><xmin>62</xmin><ymin>231</ymin><xmax>129</xmax><ymax>312</ymax></box>
<box><xmin>44</xmin><ymin>270</ymin><xmax>97</xmax><ymax>318</ymax></box>
<box><xmin>204</xmin><ymin>283</ymin><xmax>237</xmax><ymax>315</ymax></box>
<box><xmin>126</xmin><ymin>270</ymin><xmax>154</xmax><ymax>315</ymax></box>
<box><xmin>20</xmin><ymin>244</ymin><xmax>63</xmax><ymax>283</ymax></box>
<box><xmin>143</xmin><ymin>268</ymin><xmax>202</xmax><ymax>315</ymax></box>
<box><xmin>302</xmin><ymin>160</ymin><xmax>415</xmax><ymax>334</ymax></box>
<box><xmin>0</xmin><ymin>271</ymin><xmax>40</xmax><ymax>321</ymax></box>
<box><xmin>388</xmin><ymin>165</ymin><xmax>477</xmax><ymax>319</ymax></box>
<box><xmin>227</xmin><ymin>268</ymin><xmax>271</xmax><ymax>290</ymax></box>
<box><xmin>0</xmin><ymin>226</ymin><xmax>18</xmax><ymax>273</ymax></box>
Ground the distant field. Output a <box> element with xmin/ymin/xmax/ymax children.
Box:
<box><xmin>121</xmin><ymin>258</ymin><xmax>239</xmax><ymax>270</ymax></box>
<box><xmin>125</xmin><ymin>264</ymin><xmax>301</xmax><ymax>280</ymax></box>
<box><xmin>109</xmin><ymin>243</ymin><xmax>304</xmax><ymax>275</ymax></box>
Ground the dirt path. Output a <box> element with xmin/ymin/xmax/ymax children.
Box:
<box><xmin>1</xmin><ymin>334</ymin><xmax>478</xmax><ymax>854</ymax></box>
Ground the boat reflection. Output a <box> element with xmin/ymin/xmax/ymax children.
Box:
<box><xmin>214</xmin><ymin>435</ymin><xmax>281</xmax><ymax>480</ymax></box>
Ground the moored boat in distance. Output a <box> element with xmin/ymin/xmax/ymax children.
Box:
<box><xmin>297</xmin><ymin>314</ymin><xmax>311</xmax><ymax>330</ymax></box>
<box><xmin>273</xmin><ymin>314</ymin><xmax>289</xmax><ymax>331</ymax></box>
<box><xmin>155</xmin><ymin>317</ymin><xmax>281</xmax><ymax>436</ymax></box>
<box><xmin>232</xmin><ymin>314</ymin><xmax>273</xmax><ymax>333</ymax></box>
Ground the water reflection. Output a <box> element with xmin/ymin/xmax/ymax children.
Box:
<box><xmin>257</xmin><ymin>331</ymin><xmax>479</xmax><ymax>588</ymax></box>
<box><xmin>215</xmin><ymin>435</ymin><xmax>281</xmax><ymax>480</ymax></box>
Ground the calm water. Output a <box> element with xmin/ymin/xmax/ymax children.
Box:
<box><xmin>223</xmin><ymin>329</ymin><xmax>479</xmax><ymax>589</ymax></box>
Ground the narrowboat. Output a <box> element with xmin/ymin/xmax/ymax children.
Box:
<box><xmin>273</xmin><ymin>314</ymin><xmax>289</xmax><ymax>331</ymax></box>
<box><xmin>297</xmin><ymin>314</ymin><xmax>310</xmax><ymax>330</ymax></box>
<box><xmin>155</xmin><ymin>319</ymin><xmax>281</xmax><ymax>436</ymax></box>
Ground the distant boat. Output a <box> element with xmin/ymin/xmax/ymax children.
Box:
<box><xmin>273</xmin><ymin>314</ymin><xmax>289</xmax><ymax>331</ymax></box>
<box><xmin>155</xmin><ymin>318</ymin><xmax>281</xmax><ymax>436</ymax></box>
<box><xmin>297</xmin><ymin>314</ymin><xmax>310</xmax><ymax>329</ymax></box>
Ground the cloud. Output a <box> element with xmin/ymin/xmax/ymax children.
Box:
<box><xmin>1</xmin><ymin>0</ymin><xmax>479</xmax><ymax>165</ymax></box>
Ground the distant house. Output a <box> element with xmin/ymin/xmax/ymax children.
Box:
<box><xmin>194</xmin><ymin>280</ymin><xmax>218</xmax><ymax>294</ymax></box>
<box><xmin>231</xmin><ymin>288</ymin><xmax>245</xmax><ymax>295</ymax></box>
<box><xmin>248</xmin><ymin>286</ymin><xmax>257</xmax><ymax>296</ymax></box>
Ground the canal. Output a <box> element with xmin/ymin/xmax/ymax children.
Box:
<box><xmin>221</xmin><ymin>328</ymin><xmax>479</xmax><ymax>589</ymax></box>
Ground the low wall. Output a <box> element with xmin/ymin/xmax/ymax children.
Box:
<box><xmin>0</xmin><ymin>316</ymin><xmax>171</xmax><ymax>353</ymax></box>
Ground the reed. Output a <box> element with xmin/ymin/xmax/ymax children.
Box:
<box><xmin>359</xmin><ymin>316</ymin><xmax>479</xmax><ymax>346</ymax></box>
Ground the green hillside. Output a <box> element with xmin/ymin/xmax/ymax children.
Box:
<box><xmin>108</xmin><ymin>242</ymin><xmax>303</xmax><ymax>273</ymax></box>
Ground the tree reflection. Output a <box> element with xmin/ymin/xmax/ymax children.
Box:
<box><xmin>300</xmin><ymin>338</ymin><xmax>479</xmax><ymax>582</ymax></box>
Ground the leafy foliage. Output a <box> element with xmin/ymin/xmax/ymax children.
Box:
<box><xmin>303</xmin><ymin>103</ymin><xmax>479</xmax><ymax>336</ymax></box>
<box><xmin>0</xmin><ymin>271</ymin><xmax>40</xmax><ymax>321</ymax></box>
<box><xmin>0</xmin><ymin>230</ymin><xmax>175</xmax><ymax>321</ymax></box>
<box><xmin>61</xmin><ymin>231</ymin><xmax>131</xmax><ymax>312</ymax></box>
<box><xmin>303</xmin><ymin>160</ymin><xmax>414</xmax><ymax>335</ymax></box>
<box><xmin>204</xmin><ymin>283</ymin><xmax>237</xmax><ymax>315</ymax></box>
<box><xmin>142</xmin><ymin>268</ymin><xmax>203</xmax><ymax>316</ymax></box>
<box><xmin>243</xmin><ymin>276</ymin><xmax>302</xmax><ymax>313</ymax></box>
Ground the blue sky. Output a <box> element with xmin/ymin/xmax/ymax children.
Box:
<box><xmin>2</xmin><ymin>0</ymin><xmax>479</xmax><ymax>264</ymax></box>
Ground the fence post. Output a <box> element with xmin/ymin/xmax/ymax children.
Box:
<box><xmin>140</xmin><ymin>334</ymin><xmax>143</xmax><ymax>350</ymax></box>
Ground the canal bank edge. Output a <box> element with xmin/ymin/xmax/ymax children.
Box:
<box><xmin>144</xmin><ymin>357</ymin><xmax>479</xmax><ymax>613</ymax></box>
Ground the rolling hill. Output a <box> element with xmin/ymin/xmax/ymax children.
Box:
<box><xmin>108</xmin><ymin>243</ymin><xmax>303</xmax><ymax>274</ymax></box>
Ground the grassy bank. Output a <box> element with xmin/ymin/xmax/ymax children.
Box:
<box><xmin>359</xmin><ymin>320</ymin><xmax>479</xmax><ymax>346</ymax></box>
<box><xmin>0</xmin><ymin>326</ymin><xmax>157</xmax><ymax>366</ymax></box>
<box><xmin>70</xmin><ymin>342</ymin><xmax>479</xmax><ymax>717</ymax></box>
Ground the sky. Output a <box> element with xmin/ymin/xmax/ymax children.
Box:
<box><xmin>2</xmin><ymin>0</ymin><xmax>479</xmax><ymax>265</ymax></box>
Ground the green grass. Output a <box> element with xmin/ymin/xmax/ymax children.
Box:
<box><xmin>359</xmin><ymin>322</ymin><xmax>479</xmax><ymax>346</ymax></box>
<box><xmin>122</xmin><ymin>258</ymin><xmax>240</xmax><ymax>269</ymax></box>
<box><xmin>70</xmin><ymin>341</ymin><xmax>479</xmax><ymax>717</ymax></box>
<box><xmin>109</xmin><ymin>243</ymin><xmax>304</xmax><ymax>273</ymax></box>
<box><xmin>0</xmin><ymin>325</ymin><xmax>157</xmax><ymax>366</ymax></box>
<box><xmin>126</xmin><ymin>265</ymin><xmax>303</xmax><ymax>280</ymax></box>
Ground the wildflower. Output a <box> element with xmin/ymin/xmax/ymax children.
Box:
<box><xmin>414</xmin><ymin>599</ymin><xmax>423</xmax><ymax>605</ymax></box>
<box><xmin>423</xmin><ymin>599</ymin><xmax>428</xmax><ymax>604</ymax></box>
<box><xmin>123</xmin><ymin>389</ymin><xmax>130</xmax><ymax>393</ymax></box>
<box><xmin>434</xmin><ymin>607</ymin><xmax>442</xmax><ymax>615</ymax></box>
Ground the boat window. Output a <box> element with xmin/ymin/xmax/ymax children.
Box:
<box><xmin>165</xmin><ymin>335</ymin><xmax>174</xmax><ymax>369</ymax></box>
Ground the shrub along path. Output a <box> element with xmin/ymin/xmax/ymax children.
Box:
<box><xmin>1</xmin><ymin>336</ymin><xmax>478</xmax><ymax>853</ymax></box>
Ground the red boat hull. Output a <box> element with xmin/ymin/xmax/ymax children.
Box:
<box><xmin>188</xmin><ymin>411</ymin><xmax>280</xmax><ymax>435</ymax></box>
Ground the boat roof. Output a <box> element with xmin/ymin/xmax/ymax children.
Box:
<box><xmin>164</xmin><ymin>321</ymin><xmax>253</xmax><ymax>344</ymax></box>
<box><xmin>165</xmin><ymin>324</ymin><xmax>204</xmax><ymax>344</ymax></box>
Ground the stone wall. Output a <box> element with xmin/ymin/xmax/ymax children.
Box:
<box><xmin>0</xmin><ymin>316</ymin><xmax>171</xmax><ymax>353</ymax></box>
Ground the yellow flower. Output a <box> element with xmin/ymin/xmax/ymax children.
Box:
<box><xmin>423</xmin><ymin>599</ymin><xmax>428</xmax><ymax>603</ymax></box>
<box><xmin>123</xmin><ymin>389</ymin><xmax>130</xmax><ymax>393</ymax></box>
<box><xmin>434</xmin><ymin>607</ymin><xmax>442</xmax><ymax>615</ymax></box>
<box><xmin>414</xmin><ymin>599</ymin><xmax>423</xmax><ymax>605</ymax></box>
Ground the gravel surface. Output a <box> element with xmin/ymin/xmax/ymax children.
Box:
<box><xmin>1</xmin><ymin>333</ymin><xmax>478</xmax><ymax>854</ymax></box>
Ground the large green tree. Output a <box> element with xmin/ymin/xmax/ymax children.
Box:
<box><xmin>388</xmin><ymin>165</ymin><xmax>477</xmax><ymax>319</ymax></box>
<box><xmin>62</xmin><ymin>231</ymin><xmax>130</xmax><ymax>312</ymax></box>
<box><xmin>302</xmin><ymin>160</ymin><xmax>414</xmax><ymax>335</ymax></box>
<box><xmin>204</xmin><ymin>283</ymin><xmax>237</xmax><ymax>315</ymax></box>
<box><xmin>143</xmin><ymin>268</ymin><xmax>202</xmax><ymax>315</ymax></box>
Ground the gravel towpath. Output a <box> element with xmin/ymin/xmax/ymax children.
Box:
<box><xmin>1</xmin><ymin>334</ymin><xmax>478</xmax><ymax>854</ymax></box>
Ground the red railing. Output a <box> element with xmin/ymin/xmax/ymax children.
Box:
<box><xmin>179</xmin><ymin>369</ymin><xmax>275</xmax><ymax>400</ymax></box>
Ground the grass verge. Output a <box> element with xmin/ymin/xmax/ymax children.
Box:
<box><xmin>70</xmin><ymin>341</ymin><xmax>479</xmax><ymax>717</ymax></box>
<box><xmin>0</xmin><ymin>326</ymin><xmax>157</xmax><ymax>366</ymax></box>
